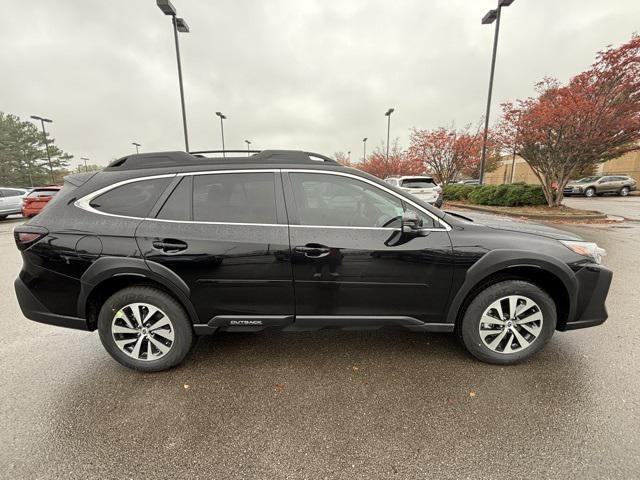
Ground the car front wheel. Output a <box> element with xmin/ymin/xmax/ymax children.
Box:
<box><xmin>460</xmin><ymin>280</ymin><xmax>557</xmax><ymax>364</ymax></box>
<box><xmin>98</xmin><ymin>286</ymin><xmax>194</xmax><ymax>372</ymax></box>
<box><xmin>619</xmin><ymin>186</ymin><xmax>630</xmax><ymax>197</ymax></box>
<box><xmin>584</xmin><ymin>187</ymin><xmax>596</xmax><ymax>197</ymax></box>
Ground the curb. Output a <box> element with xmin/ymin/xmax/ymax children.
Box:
<box><xmin>445</xmin><ymin>202</ymin><xmax>608</xmax><ymax>221</ymax></box>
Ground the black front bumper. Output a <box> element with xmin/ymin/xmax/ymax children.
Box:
<box><xmin>14</xmin><ymin>276</ymin><xmax>90</xmax><ymax>331</ymax></box>
<box><xmin>560</xmin><ymin>264</ymin><xmax>613</xmax><ymax>331</ymax></box>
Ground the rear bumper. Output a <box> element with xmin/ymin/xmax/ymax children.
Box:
<box><xmin>14</xmin><ymin>276</ymin><xmax>90</xmax><ymax>331</ymax></box>
<box><xmin>560</xmin><ymin>264</ymin><xmax>613</xmax><ymax>331</ymax></box>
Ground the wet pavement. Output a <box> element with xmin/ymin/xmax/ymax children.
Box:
<box><xmin>564</xmin><ymin>194</ymin><xmax>640</xmax><ymax>221</ymax></box>
<box><xmin>1</xmin><ymin>217</ymin><xmax>639</xmax><ymax>479</ymax></box>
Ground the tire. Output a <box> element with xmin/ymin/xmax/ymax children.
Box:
<box><xmin>619</xmin><ymin>186</ymin><xmax>630</xmax><ymax>197</ymax></box>
<box><xmin>584</xmin><ymin>187</ymin><xmax>596</xmax><ymax>198</ymax></box>
<box><xmin>98</xmin><ymin>286</ymin><xmax>194</xmax><ymax>372</ymax></box>
<box><xmin>460</xmin><ymin>280</ymin><xmax>557</xmax><ymax>365</ymax></box>
<box><xmin>0</xmin><ymin>215</ymin><xmax>6</xmax><ymax>220</ymax></box>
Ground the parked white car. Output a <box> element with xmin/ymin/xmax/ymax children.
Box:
<box><xmin>384</xmin><ymin>176</ymin><xmax>443</xmax><ymax>208</ymax></box>
<box><xmin>0</xmin><ymin>187</ymin><xmax>28</xmax><ymax>219</ymax></box>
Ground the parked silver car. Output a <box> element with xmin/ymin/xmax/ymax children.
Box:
<box><xmin>0</xmin><ymin>188</ymin><xmax>28</xmax><ymax>219</ymax></box>
<box><xmin>385</xmin><ymin>176</ymin><xmax>443</xmax><ymax>207</ymax></box>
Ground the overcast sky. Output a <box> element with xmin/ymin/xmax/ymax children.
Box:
<box><xmin>1</xmin><ymin>0</ymin><xmax>638</xmax><ymax>166</ymax></box>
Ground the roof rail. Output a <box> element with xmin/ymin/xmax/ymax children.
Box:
<box><xmin>105</xmin><ymin>149</ymin><xmax>338</xmax><ymax>171</ymax></box>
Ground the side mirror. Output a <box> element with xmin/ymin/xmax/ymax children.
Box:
<box><xmin>401</xmin><ymin>211</ymin><xmax>423</xmax><ymax>233</ymax></box>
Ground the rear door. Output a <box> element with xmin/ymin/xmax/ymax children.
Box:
<box><xmin>283</xmin><ymin>169</ymin><xmax>453</xmax><ymax>327</ymax></box>
<box><xmin>135</xmin><ymin>169</ymin><xmax>294</xmax><ymax>327</ymax></box>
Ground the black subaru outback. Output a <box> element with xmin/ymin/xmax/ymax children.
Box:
<box><xmin>14</xmin><ymin>150</ymin><xmax>612</xmax><ymax>371</ymax></box>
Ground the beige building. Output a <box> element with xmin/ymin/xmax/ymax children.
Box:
<box><xmin>484</xmin><ymin>150</ymin><xmax>640</xmax><ymax>185</ymax></box>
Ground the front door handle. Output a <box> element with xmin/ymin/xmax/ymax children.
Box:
<box><xmin>152</xmin><ymin>239</ymin><xmax>188</xmax><ymax>253</ymax></box>
<box><xmin>294</xmin><ymin>245</ymin><xmax>331</xmax><ymax>258</ymax></box>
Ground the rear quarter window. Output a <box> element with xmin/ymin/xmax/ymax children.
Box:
<box><xmin>89</xmin><ymin>177</ymin><xmax>172</xmax><ymax>218</ymax></box>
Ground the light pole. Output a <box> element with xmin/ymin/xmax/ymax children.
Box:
<box><xmin>509</xmin><ymin>109</ymin><xmax>521</xmax><ymax>183</ymax></box>
<box><xmin>132</xmin><ymin>142</ymin><xmax>141</xmax><ymax>154</ymax></box>
<box><xmin>362</xmin><ymin>137</ymin><xmax>368</xmax><ymax>161</ymax></box>
<box><xmin>245</xmin><ymin>139</ymin><xmax>251</xmax><ymax>154</ymax></box>
<box><xmin>348</xmin><ymin>151</ymin><xmax>351</xmax><ymax>163</ymax></box>
<box><xmin>384</xmin><ymin>108</ymin><xmax>394</xmax><ymax>162</ymax></box>
<box><xmin>80</xmin><ymin>157</ymin><xmax>89</xmax><ymax>173</ymax></box>
<box><xmin>478</xmin><ymin>0</ymin><xmax>515</xmax><ymax>185</ymax></box>
<box><xmin>157</xmin><ymin>0</ymin><xmax>190</xmax><ymax>152</ymax></box>
<box><xmin>30</xmin><ymin>115</ymin><xmax>55</xmax><ymax>184</ymax></box>
<box><xmin>216</xmin><ymin>112</ymin><xmax>227</xmax><ymax>157</ymax></box>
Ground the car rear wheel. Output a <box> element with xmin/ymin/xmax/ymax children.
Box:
<box><xmin>98</xmin><ymin>286</ymin><xmax>194</xmax><ymax>372</ymax></box>
<box><xmin>460</xmin><ymin>280</ymin><xmax>556</xmax><ymax>364</ymax></box>
<box><xmin>619</xmin><ymin>186</ymin><xmax>630</xmax><ymax>197</ymax></box>
<box><xmin>584</xmin><ymin>187</ymin><xmax>596</xmax><ymax>198</ymax></box>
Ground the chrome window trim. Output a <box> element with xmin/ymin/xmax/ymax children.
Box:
<box><xmin>284</xmin><ymin>168</ymin><xmax>451</xmax><ymax>232</ymax></box>
<box><xmin>74</xmin><ymin>170</ymin><xmax>282</xmax><ymax>223</ymax></box>
<box><xmin>75</xmin><ymin>167</ymin><xmax>451</xmax><ymax>231</ymax></box>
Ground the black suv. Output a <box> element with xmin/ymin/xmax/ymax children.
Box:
<box><xmin>14</xmin><ymin>150</ymin><xmax>612</xmax><ymax>371</ymax></box>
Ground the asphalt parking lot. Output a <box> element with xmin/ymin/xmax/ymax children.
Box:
<box><xmin>1</xmin><ymin>216</ymin><xmax>639</xmax><ymax>479</ymax></box>
<box><xmin>563</xmin><ymin>194</ymin><xmax>640</xmax><ymax>221</ymax></box>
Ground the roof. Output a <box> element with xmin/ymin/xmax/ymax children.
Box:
<box><xmin>105</xmin><ymin>149</ymin><xmax>338</xmax><ymax>171</ymax></box>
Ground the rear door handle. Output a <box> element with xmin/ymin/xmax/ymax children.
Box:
<box><xmin>294</xmin><ymin>245</ymin><xmax>331</xmax><ymax>258</ymax></box>
<box><xmin>152</xmin><ymin>239</ymin><xmax>188</xmax><ymax>253</ymax></box>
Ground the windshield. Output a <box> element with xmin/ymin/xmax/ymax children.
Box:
<box><xmin>401</xmin><ymin>178</ymin><xmax>436</xmax><ymax>189</ymax></box>
<box><xmin>575</xmin><ymin>176</ymin><xmax>600</xmax><ymax>183</ymax></box>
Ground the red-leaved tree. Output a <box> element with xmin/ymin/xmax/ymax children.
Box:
<box><xmin>495</xmin><ymin>34</ymin><xmax>640</xmax><ymax>207</ymax></box>
<box><xmin>407</xmin><ymin>126</ymin><xmax>488</xmax><ymax>184</ymax></box>
<box><xmin>357</xmin><ymin>140</ymin><xmax>423</xmax><ymax>178</ymax></box>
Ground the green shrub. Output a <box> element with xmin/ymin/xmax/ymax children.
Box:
<box><xmin>444</xmin><ymin>183</ymin><xmax>546</xmax><ymax>206</ymax></box>
<box><xmin>443</xmin><ymin>183</ymin><xmax>475</xmax><ymax>201</ymax></box>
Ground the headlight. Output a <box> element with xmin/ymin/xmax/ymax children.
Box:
<box><xmin>560</xmin><ymin>240</ymin><xmax>606</xmax><ymax>264</ymax></box>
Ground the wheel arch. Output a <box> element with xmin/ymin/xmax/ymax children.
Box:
<box><xmin>78</xmin><ymin>257</ymin><xmax>199</xmax><ymax>330</ymax></box>
<box><xmin>447</xmin><ymin>250</ymin><xmax>577</xmax><ymax>331</ymax></box>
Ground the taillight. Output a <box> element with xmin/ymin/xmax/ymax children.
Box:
<box><xmin>13</xmin><ymin>226</ymin><xmax>48</xmax><ymax>251</ymax></box>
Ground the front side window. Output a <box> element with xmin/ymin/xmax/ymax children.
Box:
<box><xmin>90</xmin><ymin>177</ymin><xmax>171</xmax><ymax>217</ymax></box>
<box><xmin>290</xmin><ymin>172</ymin><xmax>407</xmax><ymax>228</ymax></box>
<box><xmin>193</xmin><ymin>172</ymin><xmax>277</xmax><ymax>224</ymax></box>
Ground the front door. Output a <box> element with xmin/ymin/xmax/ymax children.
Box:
<box><xmin>283</xmin><ymin>170</ymin><xmax>453</xmax><ymax>327</ymax></box>
<box><xmin>136</xmin><ymin>170</ymin><xmax>294</xmax><ymax>328</ymax></box>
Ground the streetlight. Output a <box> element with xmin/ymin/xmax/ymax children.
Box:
<box><xmin>132</xmin><ymin>142</ymin><xmax>141</xmax><ymax>154</ymax></box>
<box><xmin>244</xmin><ymin>139</ymin><xmax>252</xmax><ymax>154</ymax></box>
<box><xmin>348</xmin><ymin>151</ymin><xmax>351</xmax><ymax>163</ymax></box>
<box><xmin>80</xmin><ymin>157</ymin><xmax>89</xmax><ymax>173</ymax></box>
<box><xmin>478</xmin><ymin>0</ymin><xmax>516</xmax><ymax>185</ymax></box>
<box><xmin>384</xmin><ymin>108</ymin><xmax>394</xmax><ymax>162</ymax></box>
<box><xmin>157</xmin><ymin>0</ymin><xmax>190</xmax><ymax>152</ymax></box>
<box><xmin>509</xmin><ymin>109</ymin><xmax>521</xmax><ymax>183</ymax></box>
<box><xmin>216</xmin><ymin>111</ymin><xmax>227</xmax><ymax>157</ymax></box>
<box><xmin>30</xmin><ymin>115</ymin><xmax>55</xmax><ymax>184</ymax></box>
<box><xmin>362</xmin><ymin>137</ymin><xmax>368</xmax><ymax>161</ymax></box>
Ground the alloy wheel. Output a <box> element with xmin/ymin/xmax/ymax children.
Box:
<box><xmin>111</xmin><ymin>303</ymin><xmax>175</xmax><ymax>361</ymax></box>
<box><xmin>478</xmin><ymin>295</ymin><xmax>543</xmax><ymax>354</ymax></box>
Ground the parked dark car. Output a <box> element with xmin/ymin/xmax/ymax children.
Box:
<box><xmin>564</xmin><ymin>174</ymin><xmax>637</xmax><ymax>197</ymax></box>
<box><xmin>14</xmin><ymin>150</ymin><xmax>612</xmax><ymax>371</ymax></box>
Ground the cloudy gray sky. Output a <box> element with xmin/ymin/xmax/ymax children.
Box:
<box><xmin>1</xmin><ymin>0</ymin><xmax>638</xmax><ymax>166</ymax></box>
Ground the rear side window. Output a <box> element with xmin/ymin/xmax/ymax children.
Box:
<box><xmin>193</xmin><ymin>172</ymin><xmax>277</xmax><ymax>224</ymax></box>
<box><xmin>157</xmin><ymin>176</ymin><xmax>192</xmax><ymax>220</ymax></box>
<box><xmin>90</xmin><ymin>177</ymin><xmax>171</xmax><ymax>217</ymax></box>
<box><xmin>1</xmin><ymin>188</ymin><xmax>25</xmax><ymax>197</ymax></box>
